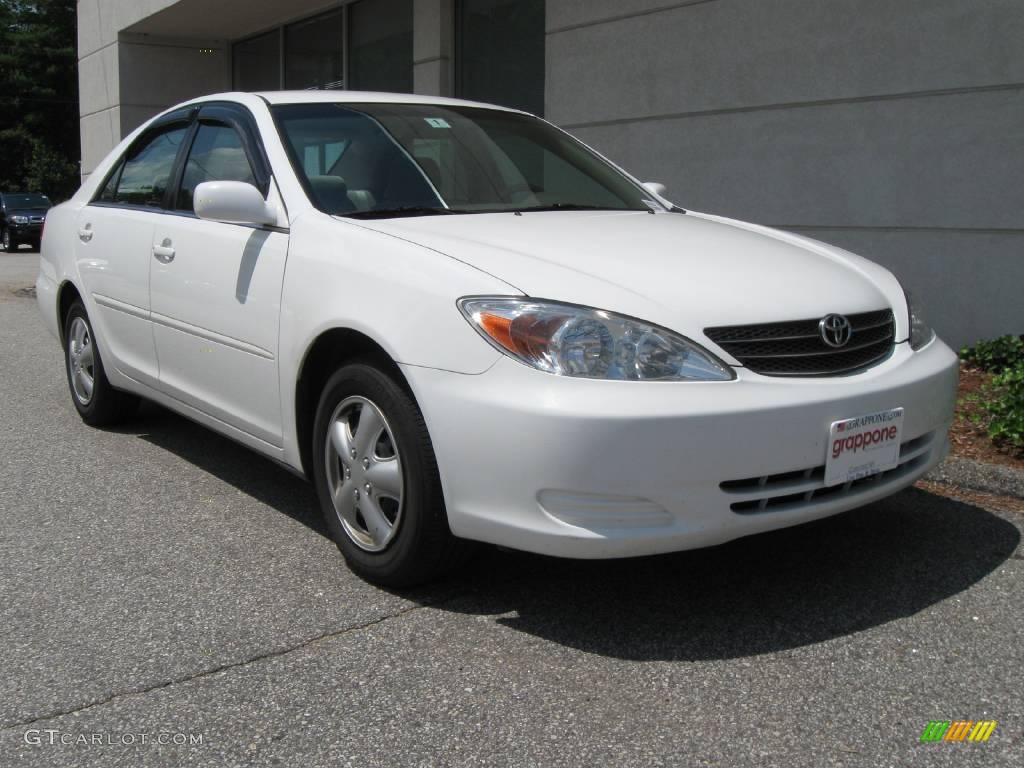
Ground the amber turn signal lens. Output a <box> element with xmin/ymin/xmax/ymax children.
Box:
<box><xmin>478</xmin><ymin>312</ymin><xmax>515</xmax><ymax>352</ymax></box>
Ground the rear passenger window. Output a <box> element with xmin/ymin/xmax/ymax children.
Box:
<box><xmin>176</xmin><ymin>123</ymin><xmax>257</xmax><ymax>212</ymax></box>
<box><xmin>114</xmin><ymin>126</ymin><xmax>188</xmax><ymax>207</ymax></box>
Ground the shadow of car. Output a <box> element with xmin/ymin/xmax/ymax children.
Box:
<box><xmin>124</xmin><ymin>400</ymin><xmax>1020</xmax><ymax>662</ymax></box>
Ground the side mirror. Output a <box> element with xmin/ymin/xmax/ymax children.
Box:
<box><xmin>642</xmin><ymin>181</ymin><xmax>667</xmax><ymax>198</ymax></box>
<box><xmin>194</xmin><ymin>181</ymin><xmax>276</xmax><ymax>226</ymax></box>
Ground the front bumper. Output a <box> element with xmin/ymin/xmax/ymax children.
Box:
<box><xmin>401</xmin><ymin>338</ymin><xmax>958</xmax><ymax>558</ymax></box>
<box><xmin>8</xmin><ymin>222</ymin><xmax>43</xmax><ymax>238</ymax></box>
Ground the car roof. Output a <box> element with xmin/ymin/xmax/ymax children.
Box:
<box><xmin>189</xmin><ymin>90</ymin><xmax>525</xmax><ymax>114</ymax></box>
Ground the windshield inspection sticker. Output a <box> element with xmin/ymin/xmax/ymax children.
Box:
<box><xmin>424</xmin><ymin>118</ymin><xmax>451</xmax><ymax>128</ymax></box>
<box><xmin>824</xmin><ymin>407</ymin><xmax>904</xmax><ymax>487</ymax></box>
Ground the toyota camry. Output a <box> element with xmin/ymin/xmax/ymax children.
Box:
<box><xmin>36</xmin><ymin>92</ymin><xmax>958</xmax><ymax>586</ymax></box>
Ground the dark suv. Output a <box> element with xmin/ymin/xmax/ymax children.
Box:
<box><xmin>1</xmin><ymin>192</ymin><xmax>52</xmax><ymax>251</ymax></box>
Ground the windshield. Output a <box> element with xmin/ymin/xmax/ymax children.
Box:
<box><xmin>5</xmin><ymin>193</ymin><xmax>50</xmax><ymax>210</ymax></box>
<box><xmin>271</xmin><ymin>103</ymin><xmax>659</xmax><ymax>217</ymax></box>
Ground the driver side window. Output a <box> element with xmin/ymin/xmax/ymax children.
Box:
<box><xmin>176</xmin><ymin>123</ymin><xmax>257</xmax><ymax>212</ymax></box>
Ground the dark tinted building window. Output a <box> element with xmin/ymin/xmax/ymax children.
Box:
<box><xmin>456</xmin><ymin>0</ymin><xmax>545</xmax><ymax>116</ymax></box>
<box><xmin>349</xmin><ymin>0</ymin><xmax>413</xmax><ymax>93</ymax></box>
<box><xmin>285</xmin><ymin>9</ymin><xmax>345</xmax><ymax>90</ymax></box>
<box><xmin>233</xmin><ymin>30</ymin><xmax>280</xmax><ymax>91</ymax></box>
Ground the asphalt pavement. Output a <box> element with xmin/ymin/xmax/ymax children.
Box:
<box><xmin>1</xmin><ymin>253</ymin><xmax>1022</xmax><ymax>767</ymax></box>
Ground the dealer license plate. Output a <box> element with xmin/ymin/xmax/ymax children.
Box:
<box><xmin>824</xmin><ymin>407</ymin><xmax>904</xmax><ymax>487</ymax></box>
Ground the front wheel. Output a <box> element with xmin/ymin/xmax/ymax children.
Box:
<box><xmin>63</xmin><ymin>300</ymin><xmax>139</xmax><ymax>426</ymax></box>
<box><xmin>312</xmin><ymin>363</ymin><xmax>467</xmax><ymax>587</ymax></box>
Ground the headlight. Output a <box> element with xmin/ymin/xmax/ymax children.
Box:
<box><xmin>903</xmin><ymin>287</ymin><xmax>935</xmax><ymax>350</ymax></box>
<box><xmin>458</xmin><ymin>297</ymin><xmax>734</xmax><ymax>381</ymax></box>
<box><xmin>10</xmin><ymin>215</ymin><xmax>28</xmax><ymax>224</ymax></box>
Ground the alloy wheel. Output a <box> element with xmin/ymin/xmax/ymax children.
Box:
<box><xmin>68</xmin><ymin>316</ymin><xmax>95</xmax><ymax>404</ymax></box>
<box><xmin>324</xmin><ymin>396</ymin><xmax>404</xmax><ymax>552</ymax></box>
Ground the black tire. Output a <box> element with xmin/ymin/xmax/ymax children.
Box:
<box><xmin>312</xmin><ymin>362</ymin><xmax>467</xmax><ymax>587</ymax></box>
<box><xmin>63</xmin><ymin>300</ymin><xmax>139</xmax><ymax>426</ymax></box>
<box><xmin>2</xmin><ymin>228</ymin><xmax>13</xmax><ymax>251</ymax></box>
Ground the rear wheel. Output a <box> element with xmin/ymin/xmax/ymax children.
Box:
<box><xmin>312</xmin><ymin>362</ymin><xmax>467</xmax><ymax>587</ymax></box>
<box><xmin>63</xmin><ymin>300</ymin><xmax>139</xmax><ymax>426</ymax></box>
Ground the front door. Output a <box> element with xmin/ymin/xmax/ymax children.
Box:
<box><xmin>149</xmin><ymin>118</ymin><xmax>289</xmax><ymax>447</ymax></box>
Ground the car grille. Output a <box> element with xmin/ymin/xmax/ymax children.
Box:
<box><xmin>720</xmin><ymin>431</ymin><xmax>936</xmax><ymax>514</ymax></box>
<box><xmin>704</xmin><ymin>309</ymin><xmax>895</xmax><ymax>377</ymax></box>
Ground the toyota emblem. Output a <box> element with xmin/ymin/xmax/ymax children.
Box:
<box><xmin>819</xmin><ymin>314</ymin><xmax>852</xmax><ymax>348</ymax></box>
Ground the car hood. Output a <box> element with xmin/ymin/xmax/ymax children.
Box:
<box><xmin>351</xmin><ymin>209</ymin><xmax>908</xmax><ymax>345</ymax></box>
<box><xmin>7</xmin><ymin>208</ymin><xmax>48</xmax><ymax>217</ymax></box>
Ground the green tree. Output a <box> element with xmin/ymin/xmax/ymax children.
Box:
<box><xmin>0</xmin><ymin>0</ymin><xmax>79</xmax><ymax>200</ymax></box>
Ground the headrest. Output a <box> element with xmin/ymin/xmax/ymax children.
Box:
<box><xmin>308</xmin><ymin>175</ymin><xmax>353</xmax><ymax>213</ymax></box>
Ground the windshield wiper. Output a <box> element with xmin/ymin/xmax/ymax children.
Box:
<box><xmin>342</xmin><ymin>206</ymin><xmax>456</xmax><ymax>219</ymax></box>
<box><xmin>511</xmin><ymin>203</ymin><xmax>636</xmax><ymax>213</ymax></box>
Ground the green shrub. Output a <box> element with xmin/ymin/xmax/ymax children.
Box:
<box><xmin>984</xmin><ymin>362</ymin><xmax>1024</xmax><ymax>450</ymax></box>
<box><xmin>960</xmin><ymin>335</ymin><xmax>1024</xmax><ymax>373</ymax></box>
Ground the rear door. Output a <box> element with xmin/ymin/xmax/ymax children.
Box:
<box><xmin>75</xmin><ymin>117</ymin><xmax>192</xmax><ymax>388</ymax></box>
<box><xmin>149</xmin><ymin>104</ymin><xmax>289</xmax><ymax>447</ymax></box>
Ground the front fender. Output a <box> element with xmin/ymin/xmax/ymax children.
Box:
<box><xmin>278</xmin><ymin>212</ymin><xmax>516</xmax><ymax>471</ymax></box>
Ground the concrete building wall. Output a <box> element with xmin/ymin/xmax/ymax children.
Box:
<box><xmin>78</xmin><ymin>36</ymin><xmax>229</xmax><ymax>179</ymax></box>
<box><xmin>78</xmin><ymin>0</ymin><xmax>448</xmax><ymax>180</ymax></box>
<box><xmin>412</xmin><ymin>0</ymin><xmax>453</xmax><ymax>96</ymax></box>
<box><xmin>76</xmin><ymin>0</ymin><xmax>1023</xmax><ymax>347</ymax></box>
<box><xmin>78</xmin><ymin>0</ymin><xmax>229</xmax><ymax>179</ymax></box>
<box><xmin>79</xmin><ymin>0</ymin><xmax>172</xmax><ymax>176</ymax></box>
<box><xmin>545</xmin><ymin>0</ymin><xmax>1024</xmax><ymax>348</ymax></box>
<box><xmin>78</xmin><ymin>0</ymin><xmax>369</xmax><ymax>179</ymax></box>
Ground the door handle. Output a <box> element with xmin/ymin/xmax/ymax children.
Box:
<box><xmin>153</xmin><ymin>238</ymin><xmax>175</xmax><ymax>263</ymax></box>
<box><xmin>78</xmin><ymin>225</ymin><xmax>93</xmax><ymax>242</ymax></box>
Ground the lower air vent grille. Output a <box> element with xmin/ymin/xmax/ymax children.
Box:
<box><xmin>721</xmin><ymin>432</ymin><xmax>935</xmax><ymax>514</ymax></box>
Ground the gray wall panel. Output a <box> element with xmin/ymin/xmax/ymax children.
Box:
<box><xmin>548</xmin><ymin>0</ymin><xmax>713</xmax><ymax>33</ymax></box>
<box><xmin>569</xmin><ymin>89</ymin><xmax>1024</xmax><ymax>230</ymax></box>
<box><xmin>546</xmin><ymin>0</ymin><xmax>1024</xmax><ymax>125</ymax></box>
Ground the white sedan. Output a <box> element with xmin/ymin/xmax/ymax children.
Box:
<box><xmin>37</xmin><ymin>91</ymin><xmax>958</xmax><ymax>586</ymax></box>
